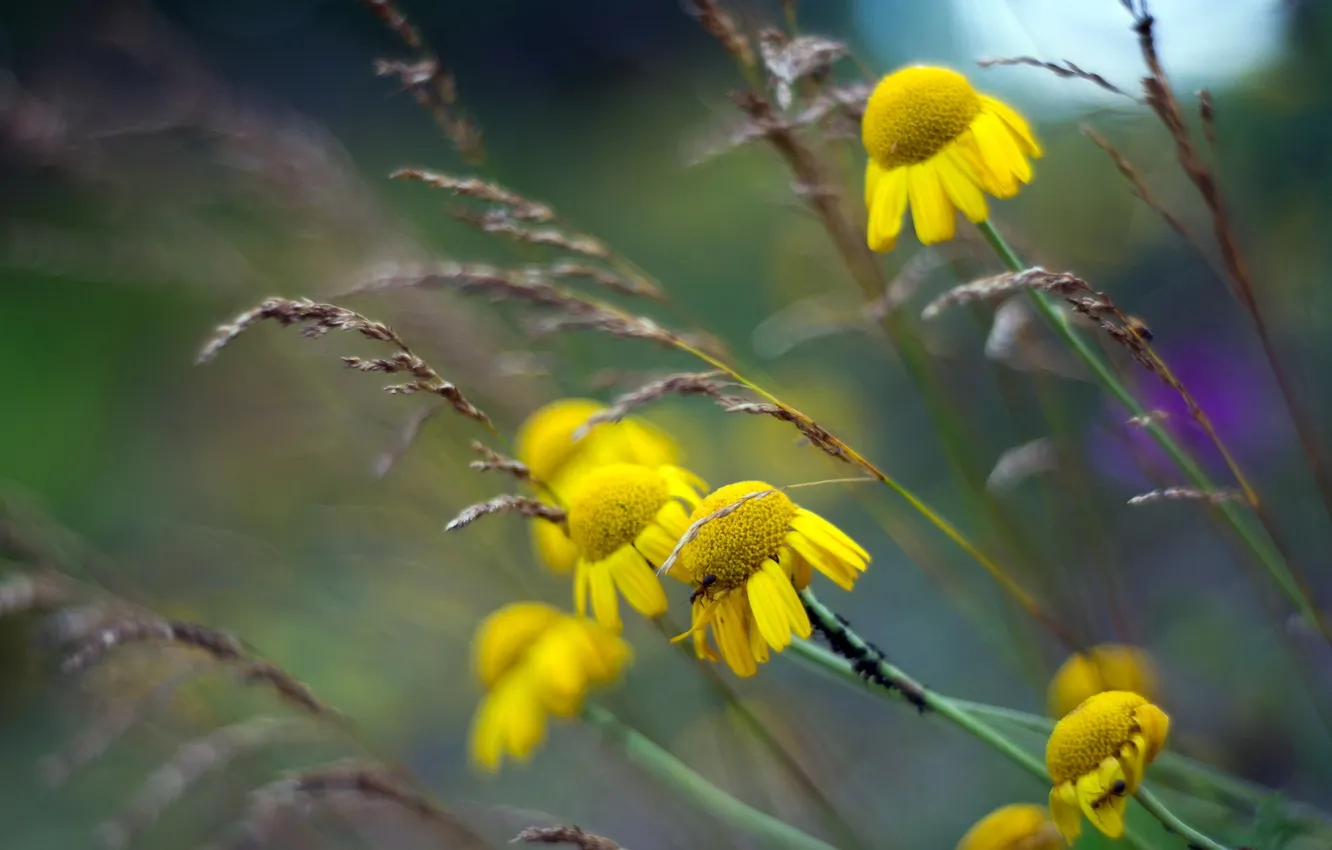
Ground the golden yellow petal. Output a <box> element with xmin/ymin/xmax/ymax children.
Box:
<box><xmin>749</xmin><ymin>613</ymin><xmax>770</xmax><ymax>665</ymax></box>
<box><xmin>1075</xmin><ymin>758</ymin><xmax>1128</xmax><ymax>838</ymax></box>
<box><xmin>782</xmin><ymin>545</ymin><xmax>813</xmax><ymax>590</ymax></box>
<box><xmin>791</xmin><ymin>509</ymin><xmax>870</xmax><ymax>560</ymax></box>
<box><xmin>573</xmin><ymin>561</ymin><xmax>591</xmax><ymax>618</ymax></box>
<box><xmin>714</xmin><ymin>592</ymin><xmax>757</xmax><ymax>677</ymax></box>
<box><xmin>1134</xmin><ymin>702</ymin><xmax>1170</xmax><ymax>763</ymax></box>
<box><xmin>936</xmin><ymin>148</ymin><xmax>989</xmax><ymax>223</ymax></box>
<box><xmin>785</xmin><ymin>529</ymin><xmax>858</xmax><ymax>591</ymax></box>
<box><xmin>746</xmin><ymin>564</ymin><xmax>794</xmax><ymax>650</ymax></box>
<box><xmin>908</xmin><ymin>161</ymin><xmax>957</xmax><ymax>245</ymax></box>
<box><xmin>864</xmin><ymin>157</ymin><xmax>884</xmax><ymax>210</ymax></box>
<box><xmin>1119</xmin><ymin>738</ymin><xmax>1144</xmax><ymax>793</ymax></box>
<box><xmin>968</xmin><ymin>112</ymin><xmax>1024</xmax><ymax>197</ymax></box>
<box><xmin>469</xmin><ymin>673</ymin><xmax>543</xmax><ymax>771</ymax></box>
<box><xmin>588</xmin><ymin>560</ymin><xmax>622</xmax><ymax>633</ymax></box>
<box><xmin>869</xmin><ymin>165</ymin><xmax>909</xmax><ymax>253</ymax></box>
<box><xmin>956</xmin><ymin>803</ymin><xmax>1058</xmax><ymax>850</ymax></box>
<box><xmin>764</xmin><ymin>558</ymin><xmax>811</xmax><ymax>638</ymax></box>
<box><xmin>608</xmin><ymin>546</ymin><xmax>668</xmax><ymax>617</ymax></box>
<box><xmin>531</xmin><ymin>519</ymin><xmax>579</xmax><ymax>575</ymax></box>
<box><xmin>981</xmin><ymin>94</ymin><xmax>1042</xmax><ymax>157</ymax></box>
<box><xmin>1049</xmin><ymin>783</ymin><xmax>1082</xmax><ymax>844</ymax></box>
<box><xmin>472</xmin><ymin>602</ymin><xmax>562</xmax><ymax>689</ymax></box>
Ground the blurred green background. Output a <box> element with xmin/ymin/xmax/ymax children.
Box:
<box><xmin>3</xmin><ymin>0</ymin><xmax>1332</xmax><ymax>848</ymax></box>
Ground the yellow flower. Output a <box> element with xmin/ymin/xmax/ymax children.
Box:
<box><xmin>957</xmin><ymin>804</ymin><xmax>1061</xmax><ymax>850</ymax></box>
<box><xmin>1048</xmin><ymin>643</ymin><xmax>1159</xmax><ymax>719</ymax></box>
<box><xmin>1045</xmin><ymin>690</ymin><xmax>1170</xmax><ymax>841</ymax></box>
<box><xmin>672</xmin><ymin>481</ymin><xmax>870</xmax><ymax>677</ymax></box>
<box><xmin>469</xmin><ymin>602</ymin><xmax>631</xmax><ymax>772</ymax></box>
<box><xmin>565</xmin><ymin>463</ymin><xmax>705</xmax><ymax>631</ymax></box>
<box><xmin>861</xmin><ymin>66</ymin><xmax>1041</xmax><ymax>251</ymax></box>
<box><xmin>515</xmin><ymin>398</ymin><xmax>678</xmax><ymax>573</ymax></box>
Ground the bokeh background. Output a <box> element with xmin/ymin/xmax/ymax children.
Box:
<box><xmin>3</xmin><ymin>0</ymin><xmax>1332</xmax><ymax>848</ymax></box>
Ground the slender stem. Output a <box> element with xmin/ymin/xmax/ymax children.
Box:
<box><xmin>974</xmin><ymin>220</ymin><xmax>1323</xmax><ymax>637</ymax></box>
<box><xmin>581</xmin><ymin>703</ymin><xmax>841</xmax><ymax>850</ymax></box>
<box><xmin>1135</xmin><ymin>787</ymin><xmax>1232</xmax><ymax>850</ymax></box>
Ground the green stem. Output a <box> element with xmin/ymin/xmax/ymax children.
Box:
<box><xmin>1135</xmin><ymin>787</ymin><xmax>1232</xmax><ymax>850</ymax></box>
<box><xmin>581</xmin><ymin>703</ymin><xmax>841</xmax><ymax>850</ymax></box>
<box><xmin>974</xmin><ymin>220</ymin><xmax>1318</xmax><ymax>632</ymax></box>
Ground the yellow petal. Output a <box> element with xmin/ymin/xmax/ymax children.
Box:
<box><xmin>765</xmin><ymin>559</ymin><xmax>810</xmax><ymax>637</ymax></box>
<box><xmin>714</xmin><ymin>592</ymin><xmax>757</xmax><ymax>677</ymax></box>
<box><xmin>864</xmin><ymin>157</ymin><xmax>883</xmax><ymax>210</ymax></box>
<box><xmin>634</xmin><ymin>518</ymin><xmax>678</xmax><ymax>569</ymax></box>
<box><xmin>1075</xmin><ymin>758</ymin><xmax>1128</xmax><ymax>838</ymax></box>
<box><xmin>608</xmin><ymin>547</ymin><xmax>668</xmax><ymax>617</ymax></box>
<box><xmin>472</xmin><ymin>602</ymin><xmax>561</xmax><ymax>688</ymax></box>
<box><xmin>792</xmin><ymin>510</ymin><xmax>870</xmax><ymax>560</ymax></box>
<box><xmin>957</xmin><ymin>804</ymin><xmax>1058</xmax><ymax>850</ymax></box>
<box><xmin>469</xmin><ymin>674</ymin><xmax>543</xmax><ymax>771</ymax></box>
<box><xmin>908</xmin><ymin>162</ymin><xmax>956</xmax><ymax>245</ymax></box>
<box><xmin>531</xmin><ymin>519</ymin><xmax>579</xmax><ymax>574</ymax></box>
<box><xmin>573</xmin><ymin>561</ymin><xmax>591</xmax><ymax>618</ymax></box>
<box><xmin>780</xmin><ymin>545</ymin><xmax>812</xmax><ymax>590</ymax></box>
<box><xmin>937</xmin><ymin>148</ymin><xmax>989</xmax><ymax>223</ymax></box>
<box><xmin>747</xmin><ymin>562</ymin><xmax>795</xmax><ymax>649</ymax></box>
<box><xmin>588</xmin><ymin>561</ymin><xmax>622</xmax><ymax>633</ymax></box>
<box><xmin>1119</xmin><ymin>738</ymin><xmax>1145</xmax><ymax>793</ymax></box>
<box><xmin>748</xmin><ymin>613</ymin><xmax>770</xmax><ymax>665</ymax></box>
<box><xmin>1134</xmin><ymin>703</ymin><xmax>1170</xmax><ymax>762</ymax></box>
<box><xmin>981</xmin><ymin>94</ymin><xmax>1042</xmax><ymax>157</ymax></box>
<box><xmin>868</xmin><ymin>165</ymin><xmax>909</xmax><ymax>252</ymax></box>
<box><xmin>968</xmin><ymin>112</ymin><xmax>1024</xmax><ymax>197</ymax></box>
<box><xmin>1049</xmin><ymin>783</ymin><xmax>1082</xmax><ymax>843</ymax></box>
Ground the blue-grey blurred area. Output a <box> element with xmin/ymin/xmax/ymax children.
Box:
<box><xmin>3</xmin><ymin>0</ymin><xmax>1332</xmax><ymax>849</ymax></box>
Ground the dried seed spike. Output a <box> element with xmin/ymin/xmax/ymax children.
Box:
<box><xmin>976</xmin><ymin>56</ymin><xmax>1132</xmax><ymax>99</ymax></box>
<box><xmin>687</xmin><ymin>0</ymin><xmax>755</xmax><ymax>67</ymax></box>
<box><xmin>1127</xmin><ymin>486</ymin><xmax>1243</xmax><ymax>506</ymax></box>
<box><xmin>759</xmin><ymin>31</ymin><xmax>848</xmax><ymax>110</ymax></box>
<box><xmin>1198</xmin><ymin>89</ymin><xmax>1217</xmax><ymax>149</ymax></box>
<box><xmin>523</xmin><ymin>308</ymin><xmax>684</xmax><ymax>349</ymax></box>
<box><xmin>391</xmin><ymin>168</ymin><xmax>554</xmax><ymax>222</ymax></box>
<box><xmin>445</xmin><ymin>495</ymin><xmax>566</xmax><ymax>532</ymax></box>
<box><xmin>1082</xmin><ymin>127</ymin><xmax>1191</xmax><ymax>238</ymax></box>
<box><xmin>515</xmin><ymin>825</ymin><xmax>621</xmax><ymax>849</ymax></box>
<box><xmin>198</xmin><ymin>297</ymin><xmax>492</xmax><ymax>430</ymax></box>
<box><xmin>99</xmin><ymin>717</ymin><xmax>324</xmax><ymax>850</ymax></box>
<box><xmin>452</xmin><ymin>212</ymin><xmax>610</xmax><ymax>259</ymax></box>
<box><xmin>921</xmin><ymin>267</ymin><xmax>1084</xmax><ymax>317</ymax></box>
<box><xmin>468</xmin><ymin>442</ymin><xmax>532</xmax><ymax>483</ymax></box>
<box><xmin>61</xmin><ymin>618</ymin><xmax>244</xmax><ymax>674</ymax></box>
<box><xmin>341</xmin><ymin>261</ymin><xmax>589</xmax><ymax>311</ymax></box>
<box><xmin>542</xmin><ymin>259</ymin><xmax>662</xmax><ymax>301</ymax></box>
<box><xmin>719</xmin><ymin>398</ymin><xmax>850</xmax><ymax>463</ymax></box>
<box><xmin>0</xmin><ymin>571</ymin><xmax>70</xmax><ymax>617</ymax></box>
<box><xmin>576</xmin><ymin>371</ymin><xmax>729</xmax><ymax>438</ymax></box>
<box><xmin>237</xmin><ymin>661</ymin><xmax>334</xmax><ymax>717</ymax></box>
<box><xmin>655</xmin><ymin>488</ymin><xmax>779</xmax><ymax>577</ymax></box>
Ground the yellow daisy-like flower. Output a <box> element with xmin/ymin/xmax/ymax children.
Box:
<box><xmin>957</xmin><ymin>804</ymin><xmax>1061</xmax><ymax>850</ymax></box>
<box><xmin>515</xmin><ymin>398</ymin><xmax>678</xmax><ymax>573</ymax></box>
<box><xmin>861</xmin><ymin>65</ymin><xmax>1041</xmax><ymax>251</ymax></box>
<box><xmin>469</xmin><ymin>602</ymin><xmax>631</xmax><ymax>772</ymax></box>
<box><xmin>565</xmin><ymin>463</ymin><xmax>705</xmax><ymax>632</ymax></box>
<box><xmin>1048</xmin><ymin>643</ymin><xmax>1159</xmax><ymax>719</ymax></box>
<box><xmin>672</xmin><ymin>481</ymin><xmax>870</xmax><ymax>677</ymax></box>
<box><xmin>1045</xmin><ymin>690</ymin><xmax>1170</xmax><ymax>841</ymax></box>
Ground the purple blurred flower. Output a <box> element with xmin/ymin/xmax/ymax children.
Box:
<box><xmin>1091</xmin><ymin>340</ymin><xmax>1285</xmax><ymax>487</ymax></box>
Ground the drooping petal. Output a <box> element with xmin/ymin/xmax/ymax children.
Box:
<box><xmin>531</xmin><ymin>519</ymin><xmax>579</xmax><ymax>574</ymax></box>
<box><xmin>785</xmin><ymin>530</ymin><xmax>857</xmax><ymax>591</ymax></box>
<box><xmin>713</xmin><ymin>592</ymin><xmax>757</xmax><ymax>677</ymax></box>
<box><xmin>981</xmin><ymin>94</ymin><xmax>1042</xmax><ymax>157</ymax></box>
<box><xmin>1134</xmin><ymin>703</ymin><xmax>1171</xmax><ymax>762</ymax></box>
<box><xmin>864</xmin><ymin>158</ymin><xmax>884</xmax><ymax>210</ymax></box>
<box><xmin>573</xmin><ymin>561</ymin><xmax>591</xmax><ymax>618</ymax></box>
<box><xmin>908</xmin><ymin>162</ymin><xmax>956</xmax><ymax>245</ymax></box>
<box><xmin>607</xmin><ymin>546</ymin><xmax>668</xmax><ymax>617</ymax></box>
<box><xmin>791</xmin><ymin>509</ymin><xmax>870</xmax><ymax>561</ymax></box>
<box><xmin>747</xmin><ymin>562</ymin><xmax>794</xmax><ymax>649</ymax></box>
<box><xmin>868</xmin><ymin>165</ymin><xmax>909</xmax><ymax>252</ymax></box>
<box><xmin>780</xmin><ymin>545</ymin><xmax>812</xmax><ymax>590</ymax></box>
<box><xmin>473</xmin><ymin>602</ymin><xmax>562</xmax><ymax>688</ymax></box>
<box><xmin>1075</xmin><ymin>758</ymin><xmax>1128</xmax><ymax>838</ymax></box>
<box><xmin>1049</xmin><ymin>783</ymin><xmax>1083</xmax><ymax>843</ymax></box>
<box><xmin>968</xmin><ymin>112</ymin><xmax>1025</xmax><ymax>197</ymax></box>
<box><xmin>1119</xmin><ymin>738</ymin><xmax>1145</xmax><ymax>793</ymax></box>
<box><xmin>937</xmin><ymin>148</ymin><xmax>989</xmax><ymax>223</ymax></box>
<box><xmin>469</xmin><ymin>674</ymin><xmax>542</xmax><ymax>771</ymax></box>
<box><xmin>588</xmin><ymin>561</ymin><xmax>622</xmax><ymax>632</ymax></box>
<box><xmin>634</xmin><ymin>517</ymin><xmax>679</xmax><ymax>569</ymax></box>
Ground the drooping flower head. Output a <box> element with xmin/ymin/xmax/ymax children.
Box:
<box><xmin>672</xmin><ymin>481</ymin><xmax>870</xmax><ymax>677</ymax></box>
<box><xmin>1048</xmin><ymin>644</ymin><xmax>1159</xmax><ymax>719</ymax></box>
<box><xmin>564</xmin><ymin>463</ymin><xmax>705</xmax><ymax>632</ymax></box>
<box><xmin>469</xmin><ymin>602</ymin><xmax>631</xmax><ymax>771</ymax></box>
<box><xmin>515</xmin><ymin>399</ymin><xmax>678</xmax><ymax>573</ymax></box>
<box><xmin>1046</xmin><ymin>691</ymin><xmax>1170</xmax><ymax>841</ymax></box>
<box><xmin>956</xmin><ymin>803</ymin><xmax>1061</xmax><ymax>850</ymax></box>
<box><xmin>862</xmin><ymin>66</ymin><xmax>1041</xmax><ymax>251</ymax></box>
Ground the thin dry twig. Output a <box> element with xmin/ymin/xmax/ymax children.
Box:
<box><xmin>576</xmin><ymin>371</ymin><xmax>729</xmax><ymax>437</ymax></box>
<box><xmin>391</xmin><ymin>168</ymin><xmax>553</xmax><ymax>221</ymax></box>
<box><xmin>689</xmin><ymin>83</ymin><xmax>869</xmax><ymax>165</ymax></box>
<box><xmin>445</xmin><ymin>495</ymin><xmax>566</xmax><ymax>532</ymax></box>
<box><xmin>977</xmin><ymin>56</ymin><xmax>1132</xmax><ymax>99</ymax></box>
<box><xmin>360</xmin><ymin>0</ymin><xmax>483</xmax><ymax>161</ymax></box>
<box><xmin>1082</xmin><ymin>127</ymin><xmax>1191</xmax><ymax>238</ymax></box>
<box><xmin>1198</xmin><ymin>89</ymin><xmax>1217</xmax><ymax>149</ymax></box>
<box><xmin>1127</xmin><ymin>486</ymin><xmax>1243</xmax><ymax>506</ymax></box>
<box><xmin>687</xmin><ymin>0</ymin><xmax>754</xmax><ymax>67</ymax></box>
<box><xmin>99</xmin><ymin>717</ymin><xmax>325</xmax><ymax>850</ymax></box>
<box><xmin>197</xmin><ymin>297</ymin><xmax>492</xmax><ymax>430</ymax></box>
<box><xmin>656</xmin><ymin>488</ymin><xmax>780</xmax><ymax>577</ymax></box>
<box><xmin>468</xmin><ymin>441</ymin><xmax>532</xmax><ymax>482</ymax></box>
<box><xmin>515</xmin><ymin>825</ymin><xmax>621</xmax><ymax>850</ymax></box>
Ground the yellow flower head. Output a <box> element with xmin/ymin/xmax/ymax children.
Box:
<box><xmin>515</xmin><ymin>398</ymin><xmax>678</xmax><ymax>573</ymax></box>
<box><xmin>1048</xmin><ymin>644</ymin><xmax>1159</xmax><ymax>719</ymax></box>
<box><xmin>861</xmin><ymin>66</ymin><xmax>1041</xmax><ymax>251</ymax></box>
<box><xmin>564</xmin><ymin>463</ymin><xmax>705</xmax><ymax>632</ymax></box>
<box><xmin>672</xmin><ymin>481</ymin><xmax>870</xmax><ymax>677</ymax></box>
<box><xmin>957</xmin><ymin>804</ymin><xmax>1061</xmax><ymax>850</ymax></box>
<box><xmin>469</xmin><ymin>602</ymin><xmax>631</xmax><ymax>772</ymax></box>
<box><xmin>1045</xmin><ymin>690</ymin><xmax>1170</xmax><ymax>842</ymax></box>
